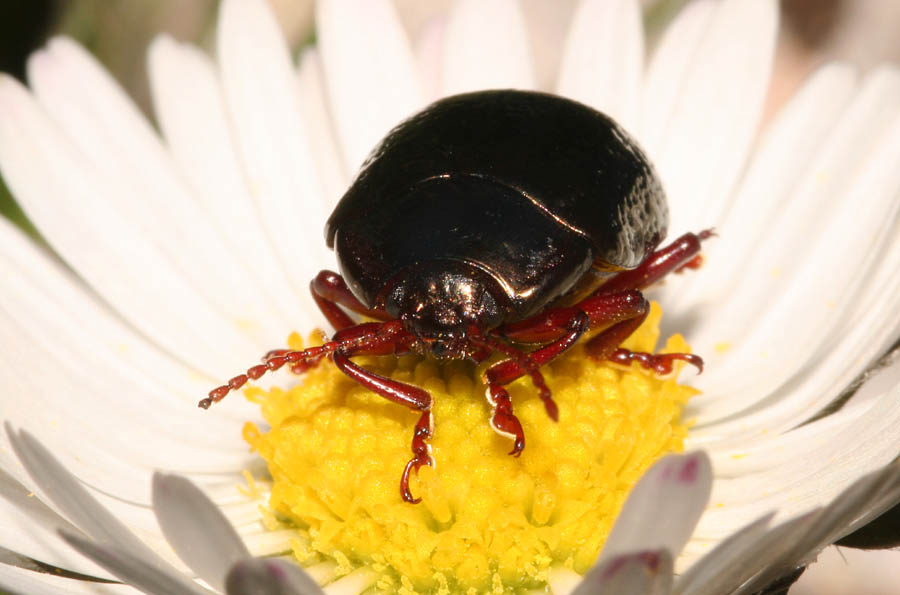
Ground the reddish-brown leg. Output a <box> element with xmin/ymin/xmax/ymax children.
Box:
<box><xmin>596</xmin><ymin>230</ymin><xmax>714</xmax><ymax>295</ymax></box>
<box><xmin>487</xmin><ymin>231</ymin><xmax>712</xmax><ymax>384</ymax></box>
<box><xmin>485</xmin><ymin>384</ymin><xmax>525</xmax><ymax>456</ymax></box>
<box><xmin>202</xmin><ymin>318</ymin><xmax>430</xmax><ymax>502</ymax></box>
<box><xmin>583</xmin><ymin>230</ymin><xmax>711</xmax><ymax>372</ymax></box>
<box><xmin>483</xmin><ymin>309</ymin><xmax>589</xmax><ymax>420</ymax></box>
<box><xmin>201</xmin><ymin>321</ymin><xmax>409</xmax><ymax>408</ymax></box>
<box><xmin>488</xmin><ymin>294</ymin><xmax>643</xmax><ymax>385</ymax></box>
<box><xmin>267</xmin><ymin>270</ymin><xmax>395</xmax><ymax>375</ymax></box>
<box><xmin>332</xmin><ymin>350</ymin><xmax>434</xmax><ymax>503</ymax></box>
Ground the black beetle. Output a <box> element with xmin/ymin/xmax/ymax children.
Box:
<box><xmin>202</xmin><ymin>90</ymin><xmax>707</xmax><ymax>503</ymax></box>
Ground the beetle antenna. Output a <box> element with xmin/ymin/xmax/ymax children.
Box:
<box><xmin>199</xmin><ymin>346</ymin><xmax>330</xmax><ymax>409</ymax></box>
<box><xmin>470</xmin><ymin>333</ymin><xmax>559</xmax><ymax>421</ymax></box>
<box><xmin>201</xmin><ymin>321</ymin><xmax>411</xmax><ymax>410</ymax></box>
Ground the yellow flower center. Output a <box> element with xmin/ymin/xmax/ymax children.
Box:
<box><xmin>243</xmin><ymin>302</ymin><xmax>695</xmax><ymax>593</ymax></box>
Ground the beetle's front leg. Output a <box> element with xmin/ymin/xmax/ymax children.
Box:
<box><xmin>332</xmin><ymin>349</ymin><xmax>434</xmax><ymax>503</ymax></box>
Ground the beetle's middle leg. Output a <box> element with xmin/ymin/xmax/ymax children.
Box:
<box><xmin>311</xmin><ymin>270</ymin><xmax>391</xmax><ymax>330</ymax></box>
<box><xmin>488</xmin><ymin>294</ymin><xmax>649</xmax><ymax>386</ymax></box>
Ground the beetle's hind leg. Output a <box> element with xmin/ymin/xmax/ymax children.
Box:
<box><xmin>578</xmin><ymin>230</ymin><xmax>713</xmax><ymax>373</ymax></box>
<box><xmin>595</xmin><ymin>230</ymin><xmax>714</xmax><ymax>296</ymax></box>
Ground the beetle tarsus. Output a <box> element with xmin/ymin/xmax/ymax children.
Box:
<box><xmin>401</xmin><ymin>410</ymin><xmax>435</xmax><ymax>503</ymax></box>
<box><xmin>608</xmin><ymin>348</ymin><xmax>704</xmax><ymax>375</ymax></box>
<box><xmin>486</xmin><ymin>385</ymin><xmax>526</xmax><ymax>456</ymax></box>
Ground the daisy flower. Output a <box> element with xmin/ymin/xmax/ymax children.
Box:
<box><xmin>1</xmin><ymin>0</ymin><xmax>899</xmax><ymax>593</ymax></box>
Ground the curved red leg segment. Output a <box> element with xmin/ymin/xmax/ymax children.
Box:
<box><xmin>597</xmin><ymin>230</ymin><xmax>714</xmax><ymax>295</ymax></box>
<box><xmin>500</xmin><ymin>306</ymin><xmax>588</xmax><ymax>344</ymax></box>
<box><xmin>400</xmin><ymin>410</ymin><xmax>434</xmax><ymax>503</ymax></box>
<box><xmin>204</xmin><ymin>316</ymin><xmax>430</xmax><ymax>503</ymax></box>
<box><xmin>332</xmin><ymin>348</ymin><xmax>435</xmax><ymax>503</ymax></box>
<box><xmin>486</xmin><ymin>385</ymin><xmax>525</xmax><ymax>456</ymax></box>
<box><xmin>580</xmin><ymin>291</ymin><xmax>650</xmax><ymax>359</ymax></box>
<box><xmin>582</xmin><ymin>293</ymin><xmax>703</xmax><ymax>374</ymax></box>
<box><xmin>332</xmin><ymin>351</ymin><xmax>431</xmax><ymax>410</ymax></box>
<box><xmin>472</xmin><ymin>334</ymin><xmax>560</xmax><ymax>421</ymax></box>
<box><xmin>486</xmin><ymin>308</ymin><xmax>590</xmax><ymax>387</ymax></box>
<box><xmin>311</xmin><ymin>270</ymin><xmax>390</xmax><ymax>330</ymax></box>
<box><xmin>608</xmin><ymin>349</ymin><xmax>704</xmax><ymax>374</ymax></box>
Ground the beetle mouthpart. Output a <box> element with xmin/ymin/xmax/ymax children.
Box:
<box><xmin>385</xmin><ymin>260</ymin><xmax>505</xmax><ymax>358</ymax></box>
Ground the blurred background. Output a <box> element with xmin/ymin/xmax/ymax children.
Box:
<box><xmin>0</xmin><ymin>1</ymin><xmax>898</xmax><ymax>593</ymax></box>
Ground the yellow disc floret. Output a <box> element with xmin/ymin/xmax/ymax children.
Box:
<box><xmin>243</xmin><ymin>302</ymin><xmax>696</xmax><ymax>593</ymax></box>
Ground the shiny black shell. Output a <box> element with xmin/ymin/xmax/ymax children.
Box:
<box><xmin>326</xmin><ymin>90</ymin><xmax>668</xmax><ymax>323</ymax></box>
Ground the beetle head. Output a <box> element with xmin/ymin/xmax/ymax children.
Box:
<box><xmin>384</xmin><ymin>261</ymin><xmax>505</xmax><ymax>359</ymax></box>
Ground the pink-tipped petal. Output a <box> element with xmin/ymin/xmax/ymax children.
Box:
<box><xmin>601</xmin><ymin>452</ymin><xmax>712</xmax><ymax>562</ymax></box>
<box><xmin>573</xmin><ymin>549</ymin><xmax>673</xmax><ymax>595</ymax></box>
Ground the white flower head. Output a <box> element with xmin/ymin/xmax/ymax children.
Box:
<box><xmin>1</xmin><ymin>0</ymin><xmax>899</xmax><ymax>593</ymax></box>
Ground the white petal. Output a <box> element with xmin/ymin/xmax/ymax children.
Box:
<box><xmin>147</xmin><ymin>35</ymin><xmax>306</xmax><ymax>329</ymax></box>
<box><xmin>673</xmin><ymin>513</ymin><xmax>774</xmax><ymax>595</ymax></box>
<box><xmin>690</xmin><ymin>231</ymin><xmax>900</xmax><ymax>447</ymax></box>
<box><xmin>440</xmin><ymin>0</ymin><xmax>537</xmax><ymax>95</ymax></box>
<box><xmin>556</xmin><ymin>0</ymin><xmax>643</xmax><ymax>130</ymax></box>
<box><xmin>641</xmin><ymin>0</ymin><xmax>778</xmax><ymax>238</ymax></box>
<box><xmin>0</xmin><ymin>564</ymin><xmax>133</xmax><ymax>595</ymax></box>
<box><xmin>664</xmin><ymin>62</ymin><xmax>858</xmax><ymax>315</ymax></box>
<box><xmin>0</xmin><ymin>218</ymin><xmax>256</xmax><ymax>466</ymax></box>
<box><xmin>637</xmin><ymin>0</ymin><xmax>715</xmax><ymax>151</ymax></box>
<box><xmin>321</xmin><ymin>568</ymin><xmax>377</xmax><ymax>594</ymax></box>
<box><xmin>705</xmin><ymin>353</ymin><xmax>900</xmax><ymax>479</ymax></box>
<box><xmin>7</xmin><ymin>428</ymin><xmax>183</xmax><ymax>580</ymax></box>
<box><xmin>25</xmin><ymin>38</ymin><xmax>284</xmax><ymax>352</ymax></box>
<box><xmin>0</xmin><ymin>467</ymin><xmax>112</xmax><ymax>581</ymax></box>
<box><xmin>152</xmin><ymin>474</ymin><xmax>249</xmax><ymax>592</ymax></box>
<box><xmin>687</xmin><ymin>67</ymin><xmax>900</xmax><ymax>421</ymax></box>
<box><xmin>679</xmin><ymin>509</ymin><xmax>822</xmax><ymax>587</ymax></box>
<box><xmin>413</xmin><ymin>15</ymin><xmax>448</xmax><ymax>104</ymax></box>
<box><xmin>217</xmin><ymin>0</ymin><xmax>333</xmax><ymax>330</ymax></box>
<box><xmin>732</xmin><ymin>463</ymin><xmax>900</xmax><ymax>595</ymax></box>
<box><xmin>600</xmin><ymin>452</ymin><xmax>711</xmax><ymax>562</ymax></box>
<box><xmin>0</xmin><ymin>75</ymin><xmax>254</xmax><ymax>377</ymax></box>
<box><xmin>296</xmin><ymin>48</ymin><xmax>350</xmax><ymax>206</ymax></box>
<box><xmin>316</xmin><ymin>0</ymin><xmax>424</xmax><ymax>170</ymax></box>
<box><xmin>693</xmin><ymin>359</ymin><xmax>900</xmax><ymax>544</ymax></box>
<box><xmin>547</xmin><ymin>566</ymin><xmax>582</xmax><ymax>595</ymax></box>
<box><xmin>60</xmin><ymin>532</ymin><xmax>210</xmax><ymax>595</ymax></box>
